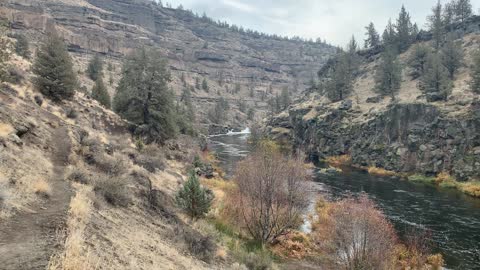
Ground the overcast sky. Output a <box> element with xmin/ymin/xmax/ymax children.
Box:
<box><xmin>162</xmin><ymin>0</ymin><xmax>479</xmax><ymax>46</ymax></box>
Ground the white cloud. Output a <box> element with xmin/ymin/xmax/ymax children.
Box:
<box><xmin>165</xmin><ymin>0</ymin><xmax>479</xmax><ymax>46</ymax></box>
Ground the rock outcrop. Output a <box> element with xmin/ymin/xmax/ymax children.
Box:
<box><xmin>0</xmin><ymin>0</ymin><xmax>335</xmax><ymax>132</ymax></box>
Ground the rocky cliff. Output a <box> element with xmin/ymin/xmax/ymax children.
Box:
<box><xmin>267</xmin><ymin>25</ymin><xmax>480</xmax><ymax>181</ymax></box>
<box><xmin>0</xmin><ymin>0</ymin><xmax>335</xmax><ymax>132</ymax></box>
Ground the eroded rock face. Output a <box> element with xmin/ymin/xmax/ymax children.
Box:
<box><xmin>268</xmin><ymin>103</ymin><xmax>480</xmax><ymax>180</ymax></box>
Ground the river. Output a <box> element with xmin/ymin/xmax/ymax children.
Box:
<box><xmin>208</xmin><ymin>131</ymin><xmax>480</xmax><ymax>269</ymax></box>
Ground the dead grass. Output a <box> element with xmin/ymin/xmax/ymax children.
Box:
<box><xmin>48</xmin><ymin>184</ymin><xmax>96</xmax><ymax>270</ymax></box>
<box><xmin>0</xmin><ymin>122</ymin><xmax>14</xmax><ymax>138</ymax></box>
<box><xmin>32</xmin><ymin>179</ymin><xmax>52</xmax><ymax>197</ymax></box>
<box><xmin>325</xmin><ymin>155</ymin><xmax>351</xmax><ymax>167</ymax></box>
<box><xmin>367</xmin><ymin>166</ymin><xmax>397</xmax><ymax>177</ymax></box>
<box><xmin>459</xmin><ymin>181</ymin><xmax>480</xmax><ymax>198</ymax></box>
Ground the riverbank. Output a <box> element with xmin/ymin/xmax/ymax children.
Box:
<box><xmin>325</xmin><ymin>155</ymin><xmax>480</xmax><ymax>198</ymax></box>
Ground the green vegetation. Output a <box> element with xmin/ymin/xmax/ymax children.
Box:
<box><xmin>421</xmin><ymin>53</ymin><xmax>452</xmax><ymax>100</ymax></box>
<box><xmin>374</xmin><ymin>48</ymin><xmax>402</xmax><ymax>100</ymax></box>
<box><xmin>14</xmin><ymin>34</ymin><xmax>30</xmax><ymax>59</ymax></box>
<box><xmin>113</xmin><ymin>47</ymin><xmax>179</xmax><ymax>143</ymax></box>
<box><xmin>408</xmin><ymin>174</ymin><xmax>436</xmax><ymax>184</ymax></box>
<box><xmin>175</xmin><ymin>171</ymin><xmax>213</xmax><ymax>219</ymax></box>
<box><xmin>408</xmin><ymin>44</ymin><xmax>432</xmax><ymax>79</ymax></box>
<box><xmin>469</xmin><ymin>49</ymin><xmax>480</xmax><ymax>94</ymax></box>
<box><xmin>0</xmin><ymin>19</ymin><xmax>11</xmax><ymax>82</ymax></box>
<box><xmin>364</xmin><ymin>22</ymin><xmax>380</xmax><ymax>48</ymax></box>
<box><xmin>91</xmin><ymin>77</ymin><xmax>111</xmax><ymax>109</ymax></box>
<box><xmin>33</xmin><ymin>33</ymin><xmax>77</xmax><ymax>101</ymax></box>
<box><xmin>208</xmin><ymin>97</ymin><xmax>229</xmax><ymax>124</ymax></box>
<box><xmin>202</xmin><ymin>77</ymin><xmax>209</xmax><ymax>92</ymax></box>
<box><xmin>86</xmin><ymin>54</ymin><xmax>103</xmax><ymax>81</ymax></box>
<box><xmin>428</xmin><ymin>1</ymin><xmax>445</xmax><ymax>49</ymax></box>
<box><xmin>440</xmin><ymin>37</ymin><xmax>463</xmax><ymax>79</ymax></box>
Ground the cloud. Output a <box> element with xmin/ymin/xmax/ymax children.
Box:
<box><xmin>164</xmin><ymin>0</ymin><xmax>478</xmax><ymax>46</ymax></box>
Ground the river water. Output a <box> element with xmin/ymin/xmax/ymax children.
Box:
<box><xmin>208</xmin><ymin>131</ymin><xmax>480</xmax><ymax>269</ymax></box>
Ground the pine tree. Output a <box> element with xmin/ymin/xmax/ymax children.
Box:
<box><xmin>280</xmin><ymin>87</ymin><xmax>290</xmax><ymax>109</ymax></box>
<box><xmin>235</xmin><ymin>83</ymin><xmax>241</xmax><ymax>94</ymax></box>
<box><xmin>440</xmin><ymin>37</ymin><xmax>463</xmax><ymax>79</ymax></box>
<box><xmin>33</xmin><ymin>33</ymin><xmax>77</xmax><ymax>101</ymax></box>
<box><xmin>421</xmin><ymin>53</ymin><xmax>452</xmax><ymax>100</ymax></box>
<box><xmin>454</xmin><ymin>0</ymin><xmax>472</xmax><ymax>25</ymax></box>
<box><xmin>382</xmin><ymin>19</ymin><xmax>397</xmax><ymax>51</ymax></box>
<box><xmin>347</xmin><ymin>35</ymin><xmax>358</xmax><ymax>54</ymax></box>
<box><xmin>14</xmin><ymin>34</ymin><xmax>30</xmax><ymax>59</ymax></box>
<box><xmin>396</xmin><ymin>5</ymin><xmax>414</xmax><ymax>52</ymax></box>
<box><xmin>325</xmin><ymin>52</ymin><xmax>354</xmax><ymax>102</ymax></box>
<box><xmin>180</xmin><ymin>72</ymin><xmax>186</xmax><ymax>87</ymax></box>
<box><xmin>86</xmin><ymin>54</ymin><xmax>103</xmax><ymax>81</ymax></box>
<box><xmin>0</xmin><ymin>20</ymin><xmax>11</xmax><ymax>82</ymax></box>
<box><xmin>364</xmin><ymin>22</ymin><xmax>380</xmax><ymax>48</ymax></box>
<box><xmin>175</xmin><ymin>171</ymin><xmax>213</xmax><ymax>219</ymax></box>
<box><xmin>208</xmin><ymin>97</ymin><xmax>229</xmax><ymax>124</ymax></box>
<box><xmin>92</xmin><ymin>77</ymin><xmax>111</xmax><ymax>109</ymax></box>
<box><xmin>113</xmin><ymin>48</ymin><xmax>177</xmax><ymax>143</ymax></box>
<box><xmin>469</xmin><ymin>49</ymin><xmax>480</xmax><ymax>94</ymax></box>
<box><xmin>202</xmin><ymin>77</ymin><xmax>209</xmax><ymax>92</ymax></box>
<box><xmin>374</xmin><ymin>49</ymin><xmax>402</xmax><ymax>100</ymax></box>
<box><xmin>195</xmin><ymin>77</ymin><xmax>200</xmax><ymax>89</ymax></box>
<box><xmin>428</xmin><ymin>1</ymin><xmax>445</xmax><ymax>50</ymax></box>
<box><xmin>408</xmin><ymin>44</ymin><xmax>432</xmax><ymax>79</ymax></box>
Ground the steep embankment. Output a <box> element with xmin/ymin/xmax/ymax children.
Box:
<box><xmin>0</xmin><ymin>0</ymin><xmax>335</xmax><ymax>131</ymax></box>
<box><xmin>267</xmin><ymin>20</ymin><xmax>480</xmax><ymax>183</ymax></box>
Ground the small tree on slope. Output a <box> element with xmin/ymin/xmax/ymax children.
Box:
<box><xmin>92</xmin><ymin>77</ymin><xmax>111</xmax><ymax>109</ymax></box>
<box><xmin>175</xmin><ymin>171</ymin><xmax>213</xmax><ymax>219</ymax></box>
<box><xmin>33</xmin><ymin>33</ymin><xmax>77</xmax><ymax>101</ymax></box>
<box><xmin>374</xmin><ymin>48</ymin><xmax>402</xmax><ymax>100</ymax></box>
<box><xmin>469</xmin><ymin>49</ymin><xmax>480</xmax><ymax>94</ymax></box>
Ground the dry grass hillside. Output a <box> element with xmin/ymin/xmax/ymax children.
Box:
<box><xmin>0</xmin><ymin>48</ymin><xmax>233</xmax><ymax>270</ymax></box>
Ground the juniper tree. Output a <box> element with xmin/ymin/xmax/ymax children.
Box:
<box><xmin>87</xmin><ymin>54</ymin><xmax>103</xmax><ymax>81</ymax></box>
<box><xmin>0</xmin><ymin>20</ymin><xmax>11</xmax><ymax>82</ymax></box>
<box><xmin>374</xmin><ymin>48</ymin><xmax>402</xmax><ymax>100</ymax></box>
<box><xmin>396</xmin><ymin>5</ymin><xmax>414</xmax><ymax>52</ymax></box>
<box><xmin>202</xmin><ymin>77</ymin><xmax>209</xmax><ymax>92</ymax></box>
<box><xmin>92</xmin><ymin>77</ymin><xmax>111</xmax><ymax>109</ymax></box>
<box><xmin>382</xmin><ymin>19</ymin><xmax>398</xmax><ymax>51</ymax></box>
<box><xmin>469</xmin><ymin>49</ymin><xmax>480</xmax><ymax>94</ymax></box>
<box><xmin>428</xmin><ymin>1</ymin><xmax>445</xmax><ymax>50</ymax></box>
<box><xmin>195</xmin><ymin>77</ymin><xmax>200</xmax><ymax>89</ymax></box>
<box><xmin>280</xmin><ymin>86</ymin><xmax>291</xmax><ymax>110</ymax></box>
<box><xmin>33</xmin><ymin>33</ymin><xmax>77</xmax><ymax>101</ymax></box>
<box><xmin>325</xmin><ymin>52</ymin><xmax>354</xmax><ymax>102</ymax></box>
<box><xmin>408</xmin><ymin>44</ymin><xmax>432</xmax><ymax>79</ymax></box>
<box><xmin>454</xmin><ymin>0</ymin><xmax>472</xmax><ymax>26</ymax></box>
<box><xmin>175</xmin><ymin>171</ymin><xmax>213</xmax><ymax>219</ymax></box>
<box><xmin>234</xmin><ymin>83</ymin><xmax>241</xmax><ymax>94</ymax></box>
<box><xmin>364</xmin><ymin>22</ymin><xmax>380</xmax><ymax>48</ymax></box>
<box><xmin>14</xmin><ymin>34</ymin><xmax>30</xmax><ymax>59</ymax></box>
<box><xmin>440</xmin><ymin>37</ymin><xmax>463</xmax><ymax>79</ymax></box>
<box><xmin>208</xmin><ymin>97</ymin><xmax>229</xmax><ymax>124</ymax></box>
<box><xmin>421</xmin><ymin>53</ymin><xmax>452</xmax><ymax>100</ymax></box>
<box><xmin>113</xmin><ymin>48</ymin><xmax>177</xmax><ymax>143</ymax></box>
<box><xmin>180</xmin><ymin>86</ymin><xmax>195</xmax><ymax>122</ymax></box>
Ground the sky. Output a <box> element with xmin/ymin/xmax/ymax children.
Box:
<box><xmin>162</xmin><ymin>0</ymin><xmax>480</xmax><ymax>46</ymax></box>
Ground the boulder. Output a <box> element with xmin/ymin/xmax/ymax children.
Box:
<box><xmin>338</xmin><ymin>100</ymin><xmax>353</xmax><ymax>111</ymax></box>
<box><xmin>426</xmin><ymin>92</ymin><xmax>444</xmax><ymax>102</ymax></box>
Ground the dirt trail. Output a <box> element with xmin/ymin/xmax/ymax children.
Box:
<box><xmin>0</xmin><ymin>120</ymin><xmax>72</xmax><ymax>270</ymax></box>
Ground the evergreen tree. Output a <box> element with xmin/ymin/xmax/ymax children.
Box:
<box><xmin>0</xmin><ymin>20</ymin><xmax>11</xmax><ymax>82</ymax></box>
<box><xmin>181</xmin><ymin>86</ymin><xmax>195</xmax><ymax>122</ymax></box>
<box><xmin>249</xmin><ymin>86</ymin><xmax>254</xmax><ymax>98</ymax></box>
<box><xmin>374</xmin><ymin>49</ymin><xmax>402</xmax><ymax>100</ymax></box>
<box><xmin>238</xmin><ymin>99</ymin><xmax>247</xmax><ymax>113</ymax></box>
<box><xmin>421</xmin><ymin>53</ymin><xmax>452</xmax><ymax>100</ymax></box>
<box><xmin>33</xmin><ymin>33</ymin><xmax>77</xmax><ymax>101</ymax></box>
<box><xmin>86</xmin><ymin>54</ymin><xmax>103</xmax><ymax>81</ymax></box>
<box><xmin>92</xmin><ymin>77</ymin><xmax>111</xmax><ymax>109</ymax></box>
<box><xmin>325</xmin><ymin>52</ymin><xmax>354</xmax><ymax>101</ymax></box>
<box><xmin>408</xmin><ymin>44</ymin><xmax>432</xmax><ymax>79</ymax></box>
<box><xmin>14</xmin><ymin>34</ymin><xmax>30</xmax><ymax>59</ymax></box>
<box><xmin>347</xmin><ymin>35</ymin><xmax>358</xmax><ymax>54</ymax></box>
<box><xmin>364</xmin><ymin>22</ymin><xmax>380</xmax><ymax>48</ymax></box>
<box><xmin>440</xmin><ymin>37</ymin><xmax>463</xmax><ymax>79</ymax></box>
<box><xmin>208</xmin><ymin>97</ymin><xmax>229</xmax><ymax>124</ymax></box>
<box><xmin>428</xmin><ymin>1</ymin><xmax>445</xmax><ymax>50</ymax></box>
<box><xmin>454</xmin><ymin>0</ymin><xmax>472</xmax><ymax>25</ymax></box>
<box><xmin>280</xmin><ymin>87</ymin><xmax>290</xmax><ymax>109</ymax></box>
<box><xmin>469</xmin><ymin>49</ymin><xmax>480</xmax><ymax>94</ymax></box>
<box><xmin>444</xmin><ymin>1</ymin><xmax>456</xmax><ymax>31</ymax></box>
<box><xmin>235</xmin><ymin>83</ymin><xmax>241</xmax><ymax>94</ymax></box>
<box><xmin>247</xmin><ymin>107</ymin><xmax>255</xmax><ymax>120</ymax></box>
<box><xmin>382</xmin><ymin>19</ymin><xmax>397</xmax><ymax>50</ymax></box>
<box><xmin>396</xmin><ymin>5</ymin><xmax>414</xmax><ymax>52</ymax></box>
<box><xmin>113</xmin><ymin>48</ymin><xmax>177</xmax><ymax>143</ymax></box>
<box><xmin>180</xmin><ymin>72</ymin><xmax>186</xmax><ymax>87</ymax></box>
<box><xmin>175</xmin><ymin>171</ymin><xmax>213</xmax><ymax>219</ymax></box>
<box><xmin>202</xmin><ymin>77</ymin><xmax>209</xmax><ymax>92</ymax></box>
<box><xmin>195</xmin><ymin>77</ymin><xmax>201</xmax><ymax>89</ymax></box>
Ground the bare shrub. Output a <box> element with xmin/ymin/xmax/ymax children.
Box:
<box><xmin>176</xmin><ymin>227</ymin><xmax>216</xmax><ymax>263</ymax></box>
<box><xmin>133</xmin><ymin>146</ymin><xmax>166</xmax><ymax>173</ymax></box>
<box><xmin>67</xmin><ymin>168</ymin><xmax>90</xmax><ymax>184</ymax></box>
<box><xmin>314</xmin><ymin>194</ymin><xmax>397</xmax><ymax>270</ymax></box>
<box><xmin>94</xmin><ymin>153</ymin><xmax>129</xmax><ymax>176</ymax></box>
<box><xmin>93</xmin><ymin>174</ymin><xmax>130</xmax><ymax>207</ymax></box>
<box><xmin>233</xmin><ymin>140</ymin><xmax>310</xmax><ymax>244</ymax></box>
